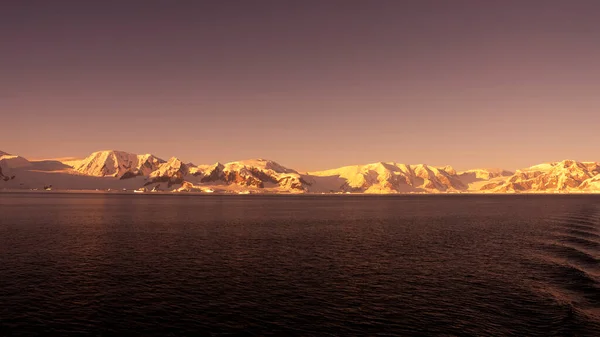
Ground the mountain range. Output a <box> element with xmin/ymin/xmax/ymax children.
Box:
<box><xmin>1</xmin><ymin>149</ymin><xmax>599</xmax><ymax>194</ymax></box>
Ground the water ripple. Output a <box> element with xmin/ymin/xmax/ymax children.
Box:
<box><xmin>1</xmin><ymin>193</ymin><xmax>600</xmax><ymax>336</ymax></box>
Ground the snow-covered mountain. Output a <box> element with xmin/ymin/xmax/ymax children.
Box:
<box><xmin>2</xmin><ymin>149</ymin><xmax>600</xmax><ymax>193</ymax></box>
<box><xmin>307</xmin><ymin>162</ymin><xmax>472</xmax><ymax>193</ymax></box>
<box><xmin>190</xmin><ymin>159</ymin><xmax>310</xmax><ymax>192</ymax></box>
<box><xmin>72</xmin><ymin>150</ymin><xmax>164</xmax><ymax>178</ymax></box>
<box><xmin>147</xmin><ymin>157</ymin><xmax>189</xmax><ymax>186</ymax></box>
<box><xmin>480</xmin><ymin>160</ymin><xmax>600</xmax><ymax>192</ymax></box>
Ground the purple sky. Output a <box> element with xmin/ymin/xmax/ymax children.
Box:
<box><xmin>2</xmin><ymin>0</ymin><xmax>600</xmax><ymax>171</ymax></box>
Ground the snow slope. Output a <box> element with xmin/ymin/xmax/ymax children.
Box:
<box><xmin>457</xmin><ymin>168</ymin><xmax>514</xmax><ymax>190</ymax></box>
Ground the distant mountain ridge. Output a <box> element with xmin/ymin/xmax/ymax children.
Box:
<box><xmin>1</xmin><ymin>149</ymin><xmax>599</xmax><ymax>193</ymax></box>
<box><xmin>480</xmin><ymin>160</ymin><xmax>600</xmax><ymax>192</ymax></box>
<box><xmin>308</xmin><ymin>162</ymin><xmax>468</xmax><ymax>193</ymax></box>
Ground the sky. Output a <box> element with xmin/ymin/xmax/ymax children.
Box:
<box><xmin>2</xmin><ymin>0</ymin><xmax>600</xmax><ymax>171</ymax></box>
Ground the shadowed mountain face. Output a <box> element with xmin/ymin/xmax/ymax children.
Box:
<box><xmin>0</xmin><ymin>152</ymin><xmax>6</xmax><ymax>178</ymax></box>
<box><xmin>1</xmin><ymin>150</ymin><xmax>600</xmax><ymax>193</ymax></box>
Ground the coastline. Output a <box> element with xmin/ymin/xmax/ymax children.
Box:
<box><xmin>2</xmin><ymin>189</ymin><xmax>600</xmax><ymax>196</ymax></box>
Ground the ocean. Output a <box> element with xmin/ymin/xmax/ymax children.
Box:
<box><xmin>1</xmin><ymin>193</ymin><xmax>599</xmax><ymax>336</ymax></box>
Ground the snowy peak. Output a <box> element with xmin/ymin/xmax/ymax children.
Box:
<box><xmin>74</xmin><ymin>150</ymin><xmax>164</xmax><ymax>178</ymax></box>
<box><xmin>0</xmin><ymin>154</ymin><xmax>31</xmax><ymax>181</ymax></box>
<box><xmin>135</xmin><ymin>153</ymin><xmax>167</xmax><ymax>177</ymax></box>
<box><xmin>437</xmin><ymin>165</ymin><xmax>457</xmax><ymax>176</ymax></box>
<box><xmin>193</xmin><ymin>162</ymin><xmax>224</xmax><ymax>179</ymax></box>
<box><xmin>0</xmin><ymin>154</ymin><xmax>32</xmax><ymax>169</ymax></box>
<box><xmin>148</xmin><ymin>157</ymin><xmax>189</xmax><ymax>186</ymax></box>
<box><xmin>152</xmin><ymin>157</ymin><xmax>189</xmax><ymax>175</ymax></box>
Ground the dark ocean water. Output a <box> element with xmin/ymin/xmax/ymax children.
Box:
<box><xmin>1</xmin><ymin>193</ymin><xmax>599</xmax><ymax>336</ymax></box>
